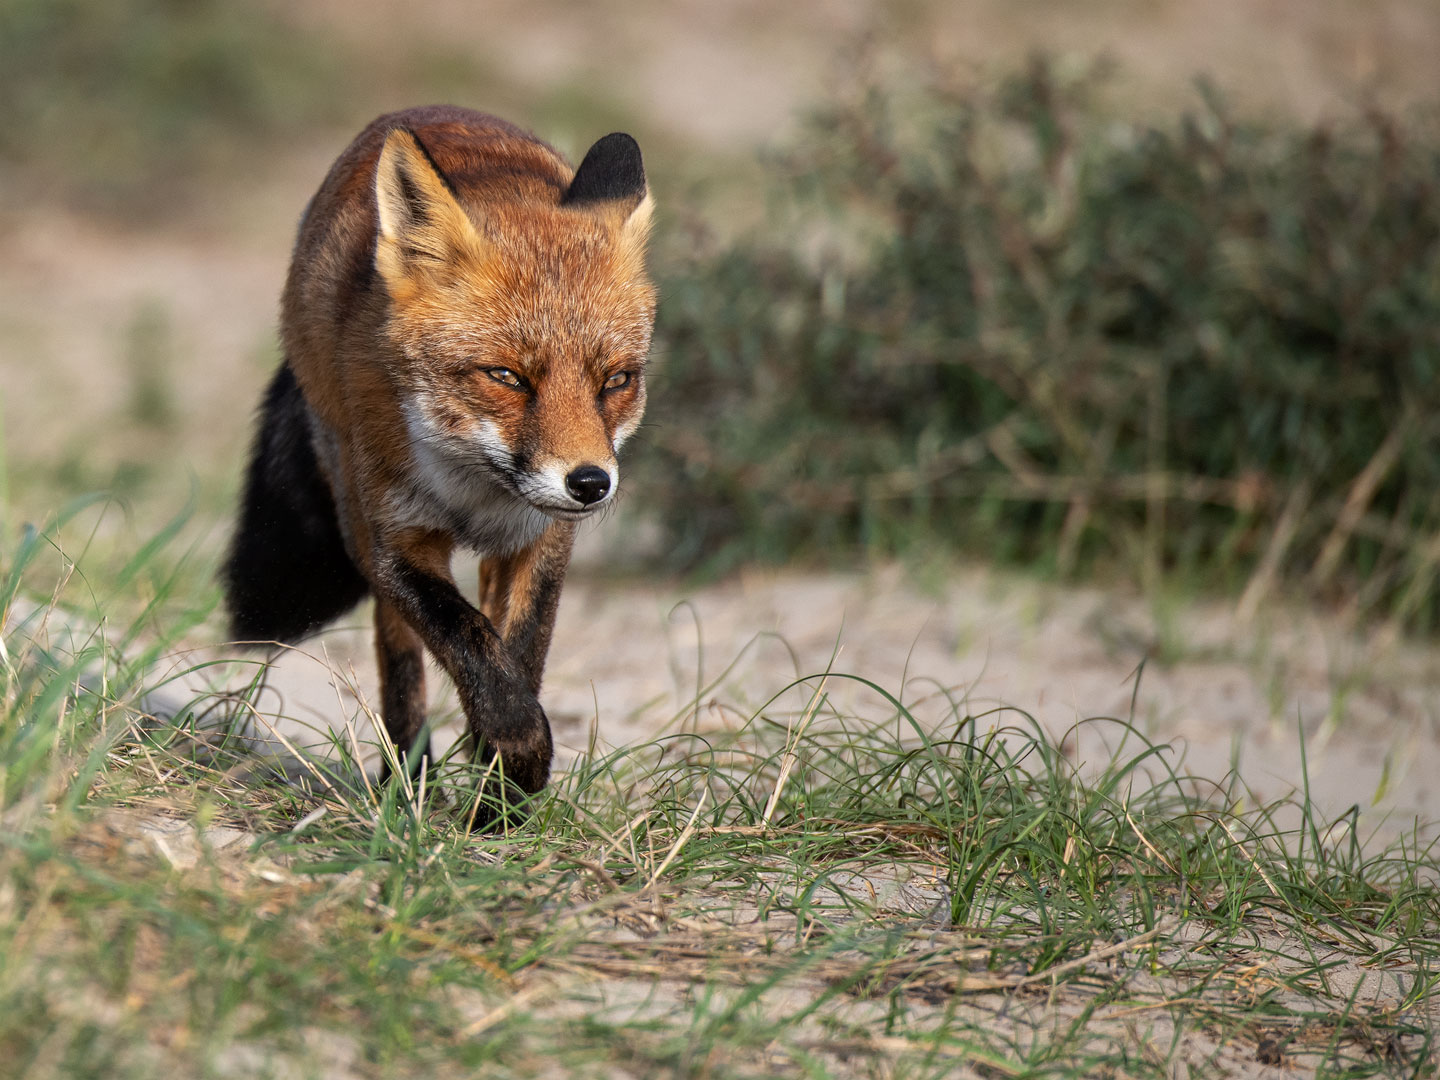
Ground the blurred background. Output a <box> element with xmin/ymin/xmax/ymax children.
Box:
<box><xmin>3</xmin><ymin>0</ymin><xmax>1440</xmax><ymax>794</ymax></box>
<box><xmin>2</xmin><ymin>0</ymin><xmax>1439</xmax><ymax>627</ymax></box>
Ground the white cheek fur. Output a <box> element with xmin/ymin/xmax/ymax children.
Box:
<box><xmin>611</xmin><ymin>414</ymin><xmax>641</xmax><ymax>452</ymax></box>
<box><xmin>471</xmin><ymin>417</ymin><xmax>516</xmax><ymax>466</ymax></box>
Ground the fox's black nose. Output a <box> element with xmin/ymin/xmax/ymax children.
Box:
<box><xmin>566</xmin><ymin>465</ymin><xmax>611</xmax><ymax>506</ymax></box>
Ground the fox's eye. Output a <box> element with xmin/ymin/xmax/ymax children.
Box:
<box><xmin>603</xmin><ymin>371</ymin><xmax>632</xmax><ymax>392</ymax></box>
<box><xmin>485</xmin><ymin>367</ymin><xmax>523</xmax><ymax>388</ymax></box>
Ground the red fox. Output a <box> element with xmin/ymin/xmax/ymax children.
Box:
<box><xmin>222</xmin><ymin>107</ymin><xmax>655</xmax><ymax>798</ymax></box>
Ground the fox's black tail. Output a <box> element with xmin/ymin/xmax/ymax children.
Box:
<box><xmin>223</xmin><ymin>363</ymin><xmax>370</xmax><ymax>644</ymax></box>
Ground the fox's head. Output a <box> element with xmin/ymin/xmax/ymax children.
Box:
<box><xmin>372</xmin><ymin>126</ymin><xmax>655</xmax><ymax>523</ymax></box>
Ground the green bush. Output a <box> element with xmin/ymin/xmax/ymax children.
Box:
<box><xmin>642</xmin><ymin>63</ymin><xmax>1440</xmax><ymax>628</ymax></box>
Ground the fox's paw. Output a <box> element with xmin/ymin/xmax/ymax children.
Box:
<box><xmin>480</xmin><ymin>723</ymin><xmax>553</xmax><ymax>796</ymax></box>
<box><xmin>464</xmin><ymin>681</ymin><xmax>554</xmax><ymax>798</ymax></box>
<box><xmin>463</xmin><ymin>716</ymin><xmax>551</xmax><ymax>833</ymax></box>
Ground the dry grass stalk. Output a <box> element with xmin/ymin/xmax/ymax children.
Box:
<box><xmin>761</xmin><ymin>675</ymin><xmax>830</xmax><ymax>828</ymax></box>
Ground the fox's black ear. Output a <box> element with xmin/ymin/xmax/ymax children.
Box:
<box><xmin>562</xmin><ymin>133</ymin><xmax>646</xmax><ymax>207</ymax></box>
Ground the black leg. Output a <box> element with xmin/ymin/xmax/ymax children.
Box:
<box><xmin>374</xmin><ymin>554</ymin><xmax>552</xmax><ymax>796</ymax></box>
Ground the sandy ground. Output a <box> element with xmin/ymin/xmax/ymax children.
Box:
<box><xmin>111</xmin><ymin>795</ymin><xmax>1427</xmax><ymax>1079</ymax></box>
<box><xmin>124</xmin><ymin>549</ymin><xmax>1438</xmax><ymax>1078</ymax></box>
<box><xmin>299</xmin><ymin>0</ymin><xmax>1440</xmax><ymax>138</ymax></box>
<box><xmin>147</xmin><ymin>537</ymin><xmax>1440</xmax><ymax>840</ymax></box>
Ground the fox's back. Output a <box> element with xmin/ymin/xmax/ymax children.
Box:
<box><xmin>295</xmin><ymin>106</ymin><xmax>570</xmax><ymax>260</ymax></box>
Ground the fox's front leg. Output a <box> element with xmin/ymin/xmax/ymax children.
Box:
<box><xmin>373</xmin><ymin>531</ymin><xmax>553</xmax><ymax>795</ymax></box>
<box><xmin>478</xmin><ymin>522</ymin><xmax>577</xmax><ymax>695</ymax></box>
<box><xmin>374</xmin><ymin>597</ymin><xmax>430</xmax><ymax>784</ymax></box>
